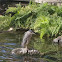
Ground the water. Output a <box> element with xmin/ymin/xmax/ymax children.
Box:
<box><xmin>0</xmin><ymin>31</ymin><xmax>62</xmax><ymax>62</ymax></box>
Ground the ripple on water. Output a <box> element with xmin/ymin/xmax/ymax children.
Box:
<box><xmin>0</xmin><ymin>56</ymin><xmax>6</xmax><ymax>59</ymax></box>
<box><xmin>0</xmin><ymin>46</ymin><xmax>13</xmax><ymax>50</ymax></box>
<box><xmin>0</xmin><ymin>56</ymin><xmax>13</xmax><ymax>60</ymax></box>
<box><xmin>0</xmin><ymin>31</ymin><xmax>62</xmax><ymax>62</ymax></box>
<box><xmin>0</xmin><ymin>60</ymin><xmax>3</xmax><ymax>61</ymax></box>
<box><xmin>4</xmin><ymin>43</ymin><xmax>16</xmax><ymax>45</ymax></box>
<box><xmin>1</xmin><ymin>50</ymin><xmax>6</xmax><ymax>53</ymax></box>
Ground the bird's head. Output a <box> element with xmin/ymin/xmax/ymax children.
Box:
<box><xmin>29</xmin><ymin>29</ymin><xmax>35</xmax><ymax>34</ymax></box>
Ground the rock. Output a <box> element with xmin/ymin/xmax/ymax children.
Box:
<box><xmin>53</xmin><ymin>36</ymin><xmax>62</xmax><ymax>46</ymax></box>
<box><xmin>53</xmin><ymin>36</ymin><xmax>62</xmax><ymax>43</ymax></box>
<box><xmin>11</xmin><ymin>48</ymin><xmax>40</xmax><ymax>55</ymax></box>
<box><xmin>28</xmin><ymin>49</ymin><xmax>40</xmax><ymax>55</ymax></box>
<box><xmin>8</xmin><ymin>27</ymin><xmax>13</xmax><ymax>31</ymax></box>
<box><xmin>11</xmin><ymin>48</ymin><xmax>27</xmax><ymax>55</ymax></box>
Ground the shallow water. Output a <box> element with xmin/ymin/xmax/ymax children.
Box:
<box><xmin>0</xmin><ymin>31</ymin><xmax>62</xmax><ymax>62</ymax></box>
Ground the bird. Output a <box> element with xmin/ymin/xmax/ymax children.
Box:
<box><xmin>21</xmin><ymin>29</ymin><xmax>35</xmax><ymax>48</ymax></box>
<box><xmin>11</xmin><ymin>30</ymin><xmax>35</xmax><ymax>55</ymax></box>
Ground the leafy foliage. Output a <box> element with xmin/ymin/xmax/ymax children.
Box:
<box><xmin>0</xmin><ymin>15</ymin><xmax>11</xmax><ymax>30</ymax></box>
<box><xmin>0</xmin><ymin>3</ymin><xmax>62</xmax><ymax>38</ymax></box>
<box><xmin>6</xmin><ymin>7</ymin><xmax>18</xmax><ymax>14</ymax></box>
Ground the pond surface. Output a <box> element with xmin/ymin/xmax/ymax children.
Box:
<box><xmin>0</xmin><ymin>31</ymin><xmax>62</xmax><ymax>62</ymax></box>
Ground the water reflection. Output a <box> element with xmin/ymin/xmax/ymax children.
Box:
<box><xmin>0</xmin><ymin>31</ymin><xmax>62</xmax><ymax>62</ymax></box>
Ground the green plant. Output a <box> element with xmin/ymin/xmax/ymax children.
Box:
<box><xmin>34</xmin><ymin>15</ymin><xmax>50</xmax><ymax>39</ymax></box>
<box><xmin>0</xmin><ymin>15</ymin><xmax>11</xmax><ymax>30</ymax></box>
<box><xmin>0</xmin><ymin>3</ymin><xmax>62</xmax><ymax>39</ymax></box>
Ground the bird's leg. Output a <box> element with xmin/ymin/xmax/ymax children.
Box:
<box><xmin>25</xmin><ymin>46</ymin><xmax>28</xmax><ymax>53</ymax></box>
<box><xmin>26</xmin><ymin>40</ymin><xmax>29</xmax><ymax>53</ymax></box>
<box><xmin>26</xmin><ymin>46</ymin><xmax>27</xmax><ymax>49</ymax></box>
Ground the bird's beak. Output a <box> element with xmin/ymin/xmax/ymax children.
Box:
<box><xmin>32</xmin><ymin>32</ymin><xmax>35</xmax><ymax>34</ymax></box>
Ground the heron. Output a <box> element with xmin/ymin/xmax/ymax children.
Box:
<box><xmin>21</xmin><ymin>30</ymin><xmax>35</xmax><ymax>48</ymax></box>
<box><xmin>11</xmin><ymin>30</ymin><xmax>35</xmax><ymax>55</ymax></box>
